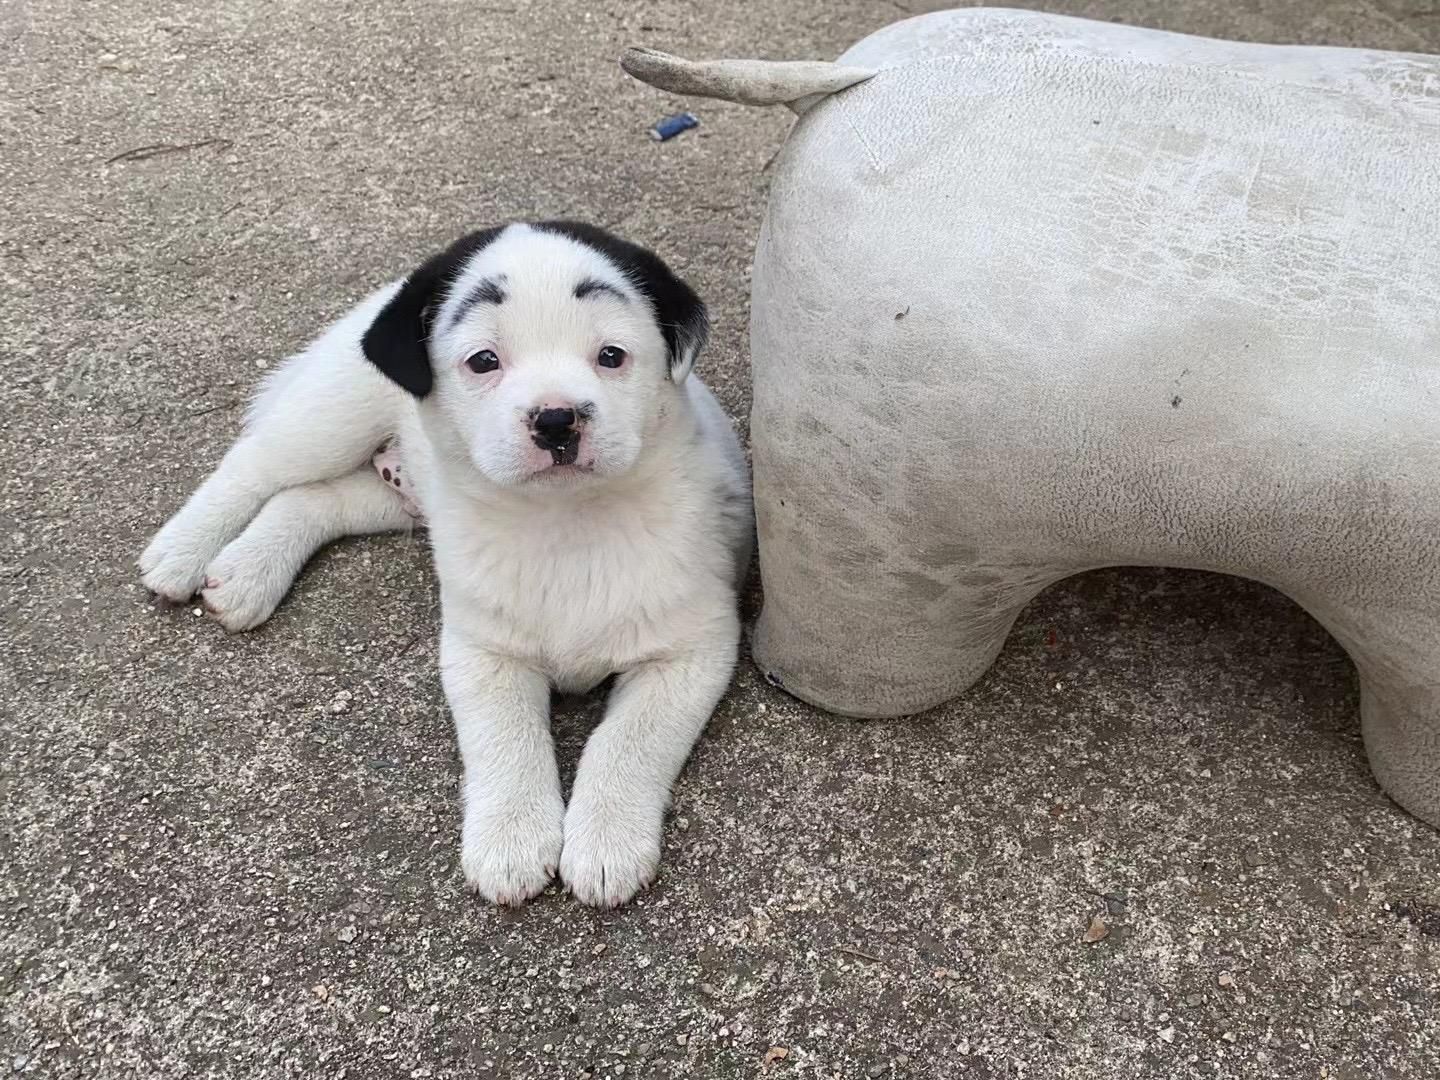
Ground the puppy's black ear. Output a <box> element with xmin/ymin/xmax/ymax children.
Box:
<box><xmin>535</xmin><ymin>220</ymin><xmax>709</xmax><ymax>382</ymax></box>
<box><xmin>659</xmin><ymin>285</ymin><xmax>709</xmax><ymax>384</ymax></box>
<box><xmin>361</xmin><ymin>228</ymin><xmax>506</xmax><ymax>398</ymax></box>
<box><xmin>361</xmin><ymin>259</ymin><xmax>443</xmax><ymax>397</ymax></box>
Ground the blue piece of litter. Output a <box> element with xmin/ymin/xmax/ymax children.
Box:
<box><xmin>650</xmin><ymin>112</ymin><xmax>699</xmax><ymax>141</ymax></box>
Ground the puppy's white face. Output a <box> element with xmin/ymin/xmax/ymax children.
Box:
<box><xmin>361</xmin><ymin>221</ymin><xmax>707</xmax><ymax>493</ymax></box>
<box><xmin>428</xmin><ymin>227</ymin><xmax>668</xmax><ymax>487</ymax></box>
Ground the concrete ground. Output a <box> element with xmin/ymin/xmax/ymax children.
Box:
<box><xmin>4</xmin><ymin>0</ymin><xmax>1439</xmax><ymax>1077</ymax></box>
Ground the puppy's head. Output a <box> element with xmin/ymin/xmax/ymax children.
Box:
<box><xmin>361</xmin><ymin>221</ymin><xmax>707</xmax><ymax>488</ymax></box>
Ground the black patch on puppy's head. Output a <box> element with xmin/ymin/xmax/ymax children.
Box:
<box><xmin>361</xmin><ymin>227</ymin><xmax>505</xmax><ymax>397</ymax></box>
<box><xmin>535</xmin><ymin>220</ymin><xmax>709</xmax><ymax>381</ymax></box>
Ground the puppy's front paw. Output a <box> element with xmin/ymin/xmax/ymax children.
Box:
<box><xmin>560</xmin><ymin>793</ymin><xmax>664</xmax><ymax>908</ymax></box>
<box><xmin>461</xmin><ymin>794</ymin><xmax>565</xmax><ymax>906</ymax></box>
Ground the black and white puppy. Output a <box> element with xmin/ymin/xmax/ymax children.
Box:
<box><xmin>138</xmin><ymin>221</ymin><xmax>753</xmax><ymax>907</ymax></box>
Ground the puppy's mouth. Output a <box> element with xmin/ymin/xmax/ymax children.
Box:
<box><xmin>530</xmin><ymin>444</ymin><xmax>597</xmax><ymax>478</ymax></box>
<box><xmin>542</xmin><ymin>439</ymin><xmax>581</xmax><ymax>467</ymax></box>
<box><xmin>523</xmin><ymin>426</ymin><xmax>599</xmax><ymax>480</ymax></box>
<box><xmin>530</xmin><ymin>460</ymin><xmax>596</xmax><ymax>481</ymax></box>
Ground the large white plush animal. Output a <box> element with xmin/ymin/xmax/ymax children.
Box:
<box><xmin>139</xmin><ymin>221</ymin><xmax>753</xmax><ymax>906</ymax></box>
<box><xmin>623</xmin><ymin>8</ymin><xmax>1440</xmax><ymax>827</ymax></box>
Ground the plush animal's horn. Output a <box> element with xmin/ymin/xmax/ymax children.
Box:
<box><xmin>620</xmin><ymin>47</ymin><xmax>876</xmax><ymax>116</ymax></box>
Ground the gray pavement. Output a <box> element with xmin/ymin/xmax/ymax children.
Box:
<box><xmin>3</xmin><ymin>1</ymin><xmax>1439</xmax><ymax>1077</ymax></box>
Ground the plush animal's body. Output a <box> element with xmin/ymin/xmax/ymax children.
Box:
<box><xmin>140</xmin><ymin>222</ymin><xmax>752</xmax><ymax>906</ymax></box>
<box><xmin>623</xmin><ymin>9</ymin><xmax>1440</xmax><ymax>827</ymax></box>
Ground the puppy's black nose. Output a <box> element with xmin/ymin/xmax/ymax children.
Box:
<box><xmin>532</xmin><ymin>407</ymin><xmax>578</xmax><ymax>452</ymax></box>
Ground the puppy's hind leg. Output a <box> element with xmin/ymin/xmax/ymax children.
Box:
<box><xmin>199</xmin><ymin>467</ymin><xmax>417</xmax><ymax>632</ymax></box>
<box><xmin>140</xmin><ymin>288</ymin><xmax>404</xmax><ymax>601</ymax></box>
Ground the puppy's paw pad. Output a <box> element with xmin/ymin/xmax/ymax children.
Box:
<box><xmin>461</xmin><ymin>814</ymin><xmax>563</xmax><ymax>907</ymax></box>
<box><xmin>560</xmin><ymin>806</ymin><xmax>662</xmax><ymax>909</ymax></box>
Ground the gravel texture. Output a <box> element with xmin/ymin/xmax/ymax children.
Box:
<box><xmin>3</xmin><ymin>1</ymin><xmax>1438</xmax><ymax>1077</ymax></box>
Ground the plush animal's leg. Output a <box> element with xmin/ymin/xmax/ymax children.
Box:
<box><xmin>1359</xmin><ymin>672</ymin><xmax>1440</xmax><ymax>829</ymax></box>
<box><xmin>560</xmin><ymin>615</ymin><xmax>739</xmax><ymax>907</ymax></box>
<box><xmin>139</xmin><ymin>316</ymin><xmax>401</xmax><ymax>601</ymax></box>
<box><xmin>441</xmin><ymin>631</ymin><xmax>565</xmax><ymax>906</ymax></box>
<box><xmin>753</xmin><ymin>563</ymin><xmax>1062</xmax><ymax>717</ymax></box>
<box><xmin>1281</xmin><ymin>586</ymin><xmax>1440</xmax><ymax>827</ymax></box>
<box><xmin>197</xmin><ymin>468</ymin><xmax>417</xmax><ymax>632</ymax></box>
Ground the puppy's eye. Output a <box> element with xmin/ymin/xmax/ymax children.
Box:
<box><xmin>465</xmin><ymin>350</ymin><xmax>500</xmax><ymax>374</ymax></box>
<box><xmin>597</xmin><ymin>346</ymin><xmax>627</xmax><ymax>369</ymax></box>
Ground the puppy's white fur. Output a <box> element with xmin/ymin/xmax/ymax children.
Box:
<box><xmin>139</xmin><ymin>224</ymin><xmax>752</xmax><ymax>907</ymax></box>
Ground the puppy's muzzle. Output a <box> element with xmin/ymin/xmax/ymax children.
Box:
<box><xmin>531</xmin><ymin>406</ymin><xmax>581</xmax><ymax>464</ymax></box>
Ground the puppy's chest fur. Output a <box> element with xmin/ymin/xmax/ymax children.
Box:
<box><xmin>429</xmin><ymin>481</ymin><xmax>729</xmax><ymax>691</ymax></box>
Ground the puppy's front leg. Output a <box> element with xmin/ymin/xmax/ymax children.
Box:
<box><xmin>561</xmin><ymin>618</ymin><xmax>739</xmax><ymax>908</ymax></box>
<box><xmin>441</xmin><ymin>626</ymin><xmax>564</xmax><ymax>905</ymax></box>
